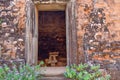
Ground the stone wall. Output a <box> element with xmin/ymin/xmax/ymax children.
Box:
<box><xmin>0</xmin><ymin>0</ymin><xmax>120</xmax><ymax>79</ymax></box>
<box><xmin>0</xmin><ymin>0</ymin><xmax>25</xmax><ymax>65</ymax></box>
<box><xmin>76</xmin><ymin>0</ymin><xmax>120</xmax><ymax>79</ymax></box>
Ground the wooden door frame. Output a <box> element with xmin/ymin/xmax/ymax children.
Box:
<box><xmin>25</xmin><ymin>0</ymin><xmax>78</xmax><ymax>66</ymax></box>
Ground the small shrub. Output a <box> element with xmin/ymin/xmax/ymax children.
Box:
<box><xmin>0</xmin><ymin>62</ymin><xmax>44</xmax><ymax>80</ymax></box>
<box><xmin>64</xmin><ymin>63</ymin><xmax>110</xmax><ymax>80</ymax></box>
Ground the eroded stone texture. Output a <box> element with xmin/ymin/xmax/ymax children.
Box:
<box><xmin>0</xmin><ymin>0</ymin><xmax>120</xmax><ymax>79</ymax></box>
<box><xmin>0</xmin><ymin>0</ymin><xmax>25</xmax><ymax>65</ymax></box>
<box><xmin>76</xmin><ymin>0</ymin><xmax>120</xmax><ymax>79</ymax></box>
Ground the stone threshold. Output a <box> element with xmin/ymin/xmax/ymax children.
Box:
<box><xmin>39</xmin><ymin>67</ymin><xmax>67</xmax><ymax>80</ymax></box>
<box><xmin>40</xmin><ymin>67</ymin><xmax>66</xmax><ymax>76</ymax></box>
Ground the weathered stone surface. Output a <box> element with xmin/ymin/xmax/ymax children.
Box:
<box><xmin>76</xmin><ymin>0</ymin><xmax>120</xmax><ymax>79</ymax></box>
<box><xmin>0</xmin><ymin>0</ymin><xmax>25</xmax><ymax>64</ymax></box>
<box><xmin>0</xmin><ymin>0</ymin><xmax>120</xmax><ymax>79</ymax></box>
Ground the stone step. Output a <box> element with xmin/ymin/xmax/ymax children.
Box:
<box><xmin>41</xmin><ymin>76</ymin><xmax>67</xmax><ymax>80</ymax></box>
<box><xmin>40</xmin><ymin>67</ymin><xmax>65</xmax><ymax>76</ymax></box>
<box><xmin>38</xmin><ymin>67</ymin><xmax>68</xmax><ymax>80</ymax></box>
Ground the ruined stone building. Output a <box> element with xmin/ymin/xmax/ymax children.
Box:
<box><xmin>0</xmin><ymin>0</ymin><xmax>120</xmax><ymax>79</ymax></box>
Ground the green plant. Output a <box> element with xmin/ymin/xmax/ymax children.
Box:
<box><xmin>0</xmin><ymin>61</ymin><xmax>44</xmax><ymax>80</ymax></box>
<box><xmin>64</xmin><ymin>63</ymin><xmax>110</xmax><ymax>80</ymax></box>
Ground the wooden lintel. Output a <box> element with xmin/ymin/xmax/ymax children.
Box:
<box><xmin>33</xmin><ymin>0</ymin><xmax>69</xmax><ymax>5</ymax></box>
<box><xmin>36</xmin><ymin>3</ymin><xmax>66</xmax><ymax>11</ymax></box>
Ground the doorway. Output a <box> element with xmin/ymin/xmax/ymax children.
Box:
<box><xmin>25</xmin><ymin>1</ymin><xmax>78</xmax><ymax>67</ymax></box>
<box><xmin>38</xmin><ymin>11</ymin><xmax>67</xmax><ymax>67</ymax></box>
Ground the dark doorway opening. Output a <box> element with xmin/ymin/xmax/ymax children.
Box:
<box><xmin>38</xmin><ymin>11</ymin><xmax>67</xmax><ymax>67</ymax></box>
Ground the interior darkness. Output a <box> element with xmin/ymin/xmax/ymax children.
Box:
<box><xmin>38</xmin><ymin>11</ymin><xmax>66</xmax><ymax>67</ymax></box>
